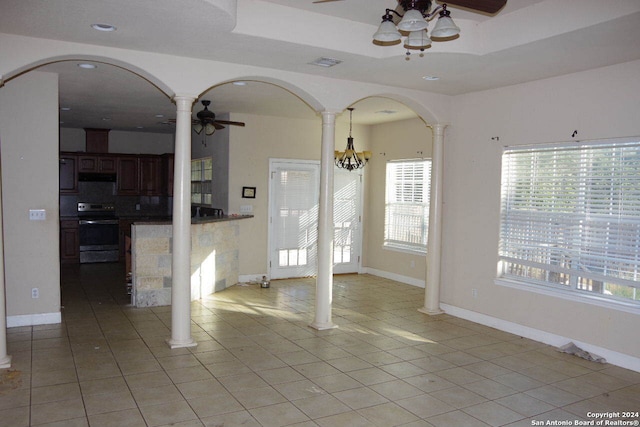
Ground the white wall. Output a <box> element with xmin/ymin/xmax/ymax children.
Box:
<box><xmin>444</xmin><ymin>60</ymin><xmax>640</xmax><ymax>367</ymax></box>
<box><xmin>364</xmin><ymin>118</ymin><xmax>432</xmax><ymax>284</ymax></box>
<box><xmin>0</xmin><ymin>71</ymin><xmax>61</xmax><ymax>325</ymax></box>
<box><xmin>60</xmin><ymin>127</ymin><xmax>174</xmax><ymax>154</ymax></box>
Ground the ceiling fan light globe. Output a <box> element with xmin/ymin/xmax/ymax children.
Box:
<box><xmin>397</xmin><ymin>9</ymin><xmax>428</xmax><ymax>32</ymax></box>
<box><xmin>193</xmin><ymin>123</ymin><xmax>204</xmax><ymax>134</ymax></box>
<box><xmin>373</xmin><ymin>20</ymin><xmax>402</xmax><ymax>42</ymax></box>
<box><xmin>431</xmin><ymin>15</ymin><xmax>460</xmax><ymax>38</ymax></box>
<box><xmin>205</xmin><ymin>123</ymin><xmax>216</xmax><ymax>135</ymax></box>
<box><xmin>404</xmin><ymin>30</ymin><xmax>432</xmax><ymax>48</ymax></box>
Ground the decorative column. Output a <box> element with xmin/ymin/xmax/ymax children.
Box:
<box><xmin>310</xmin><ymin>111</ymin><xmax>339</xmax><ymax>330</ymax></box>
<box><xmin>0</xmin><ymin>167</ymin><xmax>11</xmax><ymax>368</ymax></box>
<box><xmin>420</xmin><ymin>123</ymin><xmax>446</xmax><ymax>315</ymax></box>
<box><xmin>167</xmin><ymin>95</ymin><xmax>198</xmax><ymax>348</ymax></box>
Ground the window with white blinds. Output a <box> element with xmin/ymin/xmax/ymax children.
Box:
<box><xmin>498</xmin><ymin>139</ymin><xmax>640</xmax><ymax>305</ymax></box>
<box><xmin>191</xmin><ymin>157</ymin><xmax>212</xmax><ymax>205</ymax></box>
<box><xmin>384</xmin><ymin>159</ymin><xmax>431</xmax><ymax>253</ymax></box>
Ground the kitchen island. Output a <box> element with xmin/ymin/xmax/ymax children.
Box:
<box><xmin>130</xmin><ymin>215</ymin><xmax>252</xmax><ymax>307</ymax></box>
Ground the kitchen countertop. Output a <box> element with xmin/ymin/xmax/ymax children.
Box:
<box><xmin>131</xmin><ymin>214</ymin><xmax>253</xmax><ymax>225</ymax></box>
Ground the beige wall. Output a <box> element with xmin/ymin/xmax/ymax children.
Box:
<box><xmin>363</xmin><ymin>118</ymin><xmax>433</xmax><ymax>284</ymax></box>
<box><xmin>0</xmin><ymin>71</ymin><xmax>61</xmax><ymax>323</ymax></box>
<box><xmin>60</xmin><ymin>127</ymin><xmax>174</xmax><ymax>154</ymax></box>
<box><xmin>444</xmin><ymin>60</ymin><xmax>640</xmax><ymax>363</ymax></box>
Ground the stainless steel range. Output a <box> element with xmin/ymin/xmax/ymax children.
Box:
<box><xmin>77</xmin><ymin>202</ymin><xmax>119</xmax><ymax>263</ymax></box>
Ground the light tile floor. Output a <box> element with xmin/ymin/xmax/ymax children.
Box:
<box><xmin>1</xmin><ymin>263</ymin><xmax>639</xmax><ymax>427</ymax></box>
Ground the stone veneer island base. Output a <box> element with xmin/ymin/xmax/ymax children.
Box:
<box><xmin>131</xmin><ymin>216</ymin><xmax>252</xmax><ymax>307</ymax></box>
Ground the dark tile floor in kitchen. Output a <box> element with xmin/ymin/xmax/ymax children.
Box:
<box><xmin>1</xmin><ymin>262</ymin><xmax>639</xmax><ymax>426</ymax></box>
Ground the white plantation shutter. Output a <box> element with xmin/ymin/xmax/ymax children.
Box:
<box><xmin>385</xmin><ymin>159</ymin><xmax>431</xmax><ymax>253</ymax></box>
<box><xmin>499</xmin><ymin>139</ymin><xmax>640</xmax><ymax>303</ymax></box>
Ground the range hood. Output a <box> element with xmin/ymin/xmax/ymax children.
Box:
<box><xmin>78</xmin><ymin>172</ymin><xmax>116</xmax><ymax>182</ymax></box>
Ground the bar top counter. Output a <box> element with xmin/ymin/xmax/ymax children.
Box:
<box><xmin>130</xmin><ymin>214</ymin><xmax>252</xmax><ymax>307</ymax></box>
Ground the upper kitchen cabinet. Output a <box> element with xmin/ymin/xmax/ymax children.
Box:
<box><xmin>117</xmin><ymin>155</ymin><xmax>139</xmax><ymax>195</ymax></box>
<box><xmin>161</xmin><ymin>154</ymin><xmax>174</xmax><ymax>196</ymax></box>
<box><xmin>85</xmin><ymin>128</ymin><xmax>110</xmax><ymax>153</ymax></box>
<box><xmin>139</xmin><ymin>155</ymin><xmax>162</xmax><ymax>195</ymax></box>
<box><xmin>59</xmin><ymin>153</ymin><xmax>78</xmax><ymax>193</ymax></box>
<box><xmin>78</xmin><ymin>154</ymin><xmax>117</xmax><ymax>173</ymax></box>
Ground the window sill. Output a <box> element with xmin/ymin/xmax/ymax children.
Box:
<box><xmin>383</xmin><ymin>244</ymin><xmax>426</xmax><ymax>256</ymax></box>
<box><xmin>494</xmin><ymin>277</ymin><xmax>640</xmax><ymax>315</ymax></box>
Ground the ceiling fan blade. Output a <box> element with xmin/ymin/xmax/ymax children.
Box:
<box><xmin>312</xmin><ymin>0</ymin><xmax>343</xmax><ymax>3</ymax></box>
<box><xmin>212</xmin><ymin>122</ymin><xmax>226</xmax><ymax>130</ymax></box>
<box><xmin>441</xmin><ymin>0</ymin><xmax>506</xmax><ymax>14</ymax></box>
<box><xmin>215</xmin><ymin>120</ymin><xmax>246</xmax><ymax>127</ymax></box>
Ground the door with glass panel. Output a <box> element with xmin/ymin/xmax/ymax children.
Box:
<box><xmin>269</xmin><ymin>160</ymin><xmax>362</xmax><ymax>279</ymax></box>
<box><xmin>269</xmin><ymin>160</ymin><xmax>320</xmax><ymax>279</ymax></box>
<box><xmin>332</xmin><ymin>168</ymin><xmax>362</xmax><ymax>274</ymax></box>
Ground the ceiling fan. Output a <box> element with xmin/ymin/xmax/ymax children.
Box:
<box><xmin>171</xmin><ymin>100</ymin><xmax>246</xmax><ymax>136</ymax></box>
<box><xmin>312</xmin><ymin>0</ymin><xmax>507</xmax><ymax>15</ymax></box>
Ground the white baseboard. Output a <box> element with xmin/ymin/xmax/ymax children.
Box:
<box><xmin>441</xmin><ymin>303</ymin><xmax>640</xmax><ymax>373</ymax></box>
<box><xmin>238</xmin><ymin>274</ymin><xmax>266</xmax><ymax>284</ymax></box>
<box><xmin>7</xmin><ymin>312</ymin><xmax>62</xmax><ymax>328</ymax></box>
<box><xmin>362</xmin><ymin>267</ymin><xmax>425</xmax><ymax>288</ymax></box>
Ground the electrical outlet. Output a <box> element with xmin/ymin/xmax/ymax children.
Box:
<box><xmin>472</xmin><ymin>288</ymin><xmax>478</xmax><ymax>298</ymax></box>
<box><xmin>410</xmin><ymin>260</ymin><xmax>415</xmax><ymax>268</ymax></box>
<box><xmin>29</xmin><ymin>209</ymin><xmax>46</xmax><ymax>220</ymax></box>
<box><xmin>31</xmin><ymin>288</ymin><xmax>39</xmax><ymax>298</ymax></box>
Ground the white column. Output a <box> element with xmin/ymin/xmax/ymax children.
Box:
<box><xmin>167</xmin><ymin>95</ymin><xmax>198</xmax><ymax>348</ymax></box>
<box><xmin>0</xmin><ymin>168</ymin><xmax>12</xmax><ymax>368</ymax></box>
<box><xmin>310</xmin><ymin>111</ymin><xmax>338</xmax><ymax>330</ymax></box>
<box><xmin>420</xmin><ymin>123</ymin><xmax>446</xmax><ymax>315</ymax></box>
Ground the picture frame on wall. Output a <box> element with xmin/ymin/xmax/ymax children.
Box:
<box><xmin>242</xmin><ymin>186</ymin><xmax>256</xmax><ymax>198</ymax></box>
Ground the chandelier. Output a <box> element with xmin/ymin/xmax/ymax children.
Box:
<box><xmin>335</xmin><ymin>108</ymin><xmax>371</xmax><ymax>171</ymax></box>
<box><xmin>373</xmin><ymin>0</ymin><xmax>460</xmax><ymax>60</ymax></box>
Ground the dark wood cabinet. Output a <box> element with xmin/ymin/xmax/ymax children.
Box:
<box><xmin>60</xmin><ymin>219</ymin><xmax>79</xmax><ymax>263</ymax></box>
<box><xmin>78</xmin><ymin>155</ymin><xmax>117</xmax><ymax>173</ymax></box>
<box><xmin>139</xmin><ymin>156</ymin><xmax>162</xmax><ymax>195</ymax></box>
<box><xmin>60</xmin><ymin>152</ymin><xmax>174</xmax><ymax>196</ymax></box>
<box><xmin>117</xmin><ymin>156</ymin><xmax>139</xmax><ymax>195</ymax></box>
<box><xmin>59</xmin><ymin>154</ymin><xmax>78</xmax><ymax>193</ymax></box>
<box><xmin>85</xmin><ymin>128</ymin><xmax>110</xmax><ymax>153</ymax></box>
<box><xmin>161</xmin><ymin>154</ymin><xmax>174</xmax><ymax>196</ymax></box>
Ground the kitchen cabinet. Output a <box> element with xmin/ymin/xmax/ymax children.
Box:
<box><xmin>85</xmin><ymin>128</ymin><xmax>110</xmax><ymax>153</ymax></box>
<box><xmin>139</xmin><ymin>156</ymin><xmax>162</xmax><ymax>195</ymax></box>
<box><xmin>119</xmin><ymin>218</ymin><xmax>135</xmax><ymax>260</ymax></box>
<box><xmin>60</xmin><ymin>219</ymin><xmax>79</xmax><ymax>263</ymax></box>
<box><xmin>59</xmin><ymin>154</ymin><xmax>78</xmax><ymax>193</ymax></box>
<box><xmin>117</xmin><ymin>156</ymin><xmax>139</xmax><ymax>195</ymax></box>
<box><xmin>78</xmin><ymin>155</ymin><xmax>117</xmax><ymax>173</ymax></box>
<box><xmin>161</xmin><ymin>154</ymin><xmax>174</xmax><ymax>196</ymax></box>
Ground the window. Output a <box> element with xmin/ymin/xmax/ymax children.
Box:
<box><xmin>498</xmin><ymin>139</ymin><xmax>640</xmax><ymax>306</ymax></box>
<box><xmin>384</xmin><ymin>159</ymin><xmax>432</xmax><ymax>253</ymax></box>
<box><xmin>191</xmin><ymin>157</ymin><xmax>212</xmax><ymax>205</ymax></box>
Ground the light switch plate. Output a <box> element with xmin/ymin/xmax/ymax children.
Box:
<box><xmin>240</xmin><ymin>205</ymin><xmax>253</xmax><ymax>213</ymax></box>
<box><xmin>29</xmin><ymin>209</ymin><xmax>46</xmax><ymax>220</ymax></box>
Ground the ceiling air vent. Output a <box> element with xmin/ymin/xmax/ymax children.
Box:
<box><xmin>308</xmin><ymin>57</ymin><xmax>343</xmax><ymax>67</ymax></box>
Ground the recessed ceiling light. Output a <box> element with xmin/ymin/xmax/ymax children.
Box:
<box><xmin>102</xmin><ymin>117</ymin><xmax>111</xmax><ymax>121</ymax></box>
<box><xmin>77</xmin><ymin>63</ymin><xmax>97</xmax><ymax>69</ymax></box>
<box><xmin>422</xmin><ymin>75</ymin><xmax>440</xmax><ymax>81</ymax></box>
<box><xmin>376</xmin><ymin>110</ymin><xmax>398</xmax><ymax>115</ymax></box>
<box><xmin>60</xmin><ymin>107</ymin><xmax>71</xmax><ymax>111</ymax></box>
<box><xmin>91</xmin><ymin>23</ymin><xmax>117</xmax><ymax>32</ymax></box>
<box><xmin>308</xmin><ymin>57</ymin><xmax>343</xmax><ymax>67</ymax></box>
<box><xmin>155</xmin><ymin>114</ymin><xmax>164</xmax><ymax>118</ymax></box>
<box><xmin>233</xmin><ymin>81</ymin><xmax>247</xmax><ymax>86</ymax></box>
<box><xmin>136</xmin><ymin>126</ymin><xmax>145</xmax><ymax>129</ymax></box>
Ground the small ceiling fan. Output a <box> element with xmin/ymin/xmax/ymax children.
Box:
<box><xmin>312</xmin><ymin>0</ymin><xmax>507</xmax><ymax>15</ymax></box>
<box><xmin>170</xmin><ymin>100</ymin><xmax>246</xmax><ymax>136</ymax></box>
